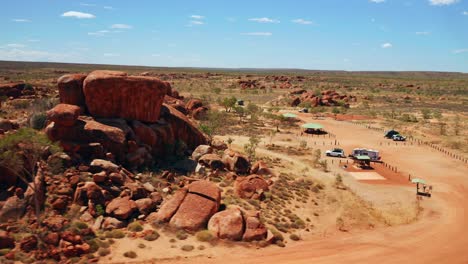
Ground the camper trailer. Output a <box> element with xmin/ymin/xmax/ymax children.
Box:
<box><xmin>350</xmin><ymin>148</ymin><xmax>381</xmax><ymax>161</ymax></box>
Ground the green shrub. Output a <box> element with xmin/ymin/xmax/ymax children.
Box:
<box><xmin>176</xmin><ymin>230</ymin><xmax>188</xmax><ymax>240</ymax></box>
<box><xmin>105</xmin><ymin>230</ymin><xmax>125</xmax><ymax>239</ymax></box>
<box><xmin>289</xmin><ymin>234</ymin><xmax>301</xmax><ymax>241</ymax></box>
<box><xmin>181</xmin><ymin>245</ymin><xmax>194</xmax><ymax>252</ymax></box>
<box><xmin>123</xmin><ymin>251</ymin><xmax>137</xmax><ymax>259</ymax></box>
<box><xmin>0</xmin><ymin>248</ymin><xmax>11</xmax><ymax>256</ymax></box>
<box><xmin>143</xmin><ymin>230</ymin><xmax>160</xmax><ymax>241</ymax></box>
<box><xmin>138</xmin><ymin>243</ymin><xmax>146</xmax><ymax>248</ymax></box>
<box><xmin>73</xmin><ymin>221</ymin><xmax>88</xmax><ymax>230</ymax></box>
<box><xmin>98</xmin><ymin>248</ymin><xmax>111</xmax><ymax>257</ymax></box>
<box><xmin>29</xmin><ymin>112</ymin><xmax>47</xmax><ymax>130</ymax></box>
<box><xmin>195</xmin><ymin>230</ymin><xmax>215</xmax><ymax>242</ymax></box>
<box><xmin>128</xmin><ymin>221</ymin><xmax>143</xmax><ymax>232</ymax></box>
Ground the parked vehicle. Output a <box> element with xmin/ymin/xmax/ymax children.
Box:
<box><xmin>298</xmin><ymin>108</ymin><xmax>308</xmax><ymax>113</ymax></box>
<box><xmin>392</xmin><ymin>134</ymin><xmax>406</xmax><ymax>141</ymax></box>
<box><xmin>325</xmin><ymin>148</ymin><xmax>345</xmax><ymax>158</ymax></box>
<box><xmin>384</xmin><ymin>129</ymin><xmax>399</xmax><ymax>139</ymax></box>
<box><xmin>350</xmin><ymin>148</ymin><xmax>381</xmax><ymax>161</ymax></box>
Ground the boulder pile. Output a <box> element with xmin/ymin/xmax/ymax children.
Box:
<box><xmin>289</xmin><ymin>89</ymin><xmax>357</xmax><ymax>107</ymax></box>
<box><xmin>46</xmin><ymin>70</ymin><xmax>207</xmax><ymax>168</ymax></box>
<box><xmin>0</xmin><ymin>82</ymin><xmax>35</xmax><ymax>99</ymax></box>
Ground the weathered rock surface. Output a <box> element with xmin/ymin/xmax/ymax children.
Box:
<box><xmin>0</xmin><ymin>231</ymin><xmax>15</xmax><ymax>249</ymax></box>
<box><xmin>105</xmin><ymin>196</ymin><xmax>137</xmax><ymax>220</ymax></box>
<box><xmin>251</xmin><ymin>160</ymin><xmax>271</xmax><ymax>175</ymax></box>
<box><xmin>83</xmin><ymin>70</ymin><xmax>167</xmax><ymax>122</ymax></box>
<box><xmin>191</xmin><ymin>145</ymin><xmax>213</xmax><ymax>162</ymax></box>
<box><xmin>208</xmin><ymin>208</ymin><xmax>244</xmax><ymax>241</ymax></box>
<box><xmin>169</xmin><ymin>181</ymin><xmax>220</xmax><ymax>231</ymax></box>
<box><xmin>222</xmin><ymin>149</ymin><xmax>251</xmax><ymax>174</ymax></box>
<box><xmin>57</xmin><ymin>74</ymin><xmax>87</xmax><ymax>110</ymax></box>
<box><xmin>47</xmin><ymin>104</ymin><xmax>82</xmax><ymax>127</ymax></box>
<box><xmin>234</xmin><ymin>174</ymin><xmax>269</xmax><ymax>200</ymax></box>
<box><xmin>198</xmin><ymin>154</ymin><xmax>225</xmax><ymax>170</ymax></box>
<box><xmin>149</xmin><ymin>188</ymin><xmax>187</xmax><ymax>223</ymax></box>
<box><xmin>242</xmin><ymin>211</ymin><xmax>268</xmax><ymax>241</ymax></box>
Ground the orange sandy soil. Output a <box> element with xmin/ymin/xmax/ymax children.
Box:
<box><xmin>343</xmin><ymin>162</ymin><xmax>413</xmax><ymax>186</ymax></box>
<box><xmin>189</xmin><ymin>116</ymin><xmax>467</xmax><ymax>264</ymax></box>
<box><xmin>111</xmin><ymin>114</ymin><xmax>468</xmax><ymax>264</ymax></box>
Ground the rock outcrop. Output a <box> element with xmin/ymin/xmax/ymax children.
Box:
<box><xmin>47</xmin><ymin>71</ymin><xmax>208</xmax><ymax>167</ymax></box>
<box><xmin>83</xmin><ymin>70</ymin><xmax>167</xmax><ymax>122</ymax></box>
<box><xmin>208</xmin><ymin>208</ymin><xmax>244</xmax><ymax>241</ymax></box>
<box><xmin>234</xmin><ymin>174</ymin><xmax>270</xmax><ymax>200</ymax></box>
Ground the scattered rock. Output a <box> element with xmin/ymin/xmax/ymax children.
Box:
<box><xmin>105</xmin><ymin>196</ymin><xmax>137</xmax><ymax>220</ymax></box>
<box><xmin>208</xmin><ymin>208</ymin><xmax>244</xmax><ymax>241</ymax></box>
<box><xmin>198</xmin><ymin>154</ymin><xmax>225</xmax><ymax>170</ymax></box>
<box><xmin>234</xmin><ymin>175</ymin><xmax>269</xmax><ymax>200</ymax></box>
<box><xmin>191</xmin><ymin>145</ymin><xmax>213</xmax><ymax>162</ymax></box>
<box><xmin>46</xmin><ymin>104</ymin><xmax>82</xmax><ymax>127</ymax></box>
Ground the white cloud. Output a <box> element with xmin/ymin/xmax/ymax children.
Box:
<box><xmin>429</xmin><ymin>0</ymin><xmax>459</xmax><ymax>5</ymax></box>
<box><xmin>381</xmin><ymin>43</ymin><xmax>393</xmax><ymax>48</ymax></box>
<box><xmin>189</xmin><ymin>20</ymin><xmax>204</xmax><ymax>25</ymax></box>
<box><xmin>241</xmin><ymin>32</ymin><xmax>272</xmax><ymax>36</ymax></box>
<box><xmin>0</xmin><ymin>48</ymin><xmax>76</xmax><ymax>62</ymax></box>
<box><xmin>416</xmin><ymin>31</ymin><xmax>431</xmax><ymax>35</ymax></box>
<box><xmin>248</xmin><ymin>17</ymin><xmax>280</xmax><ymax>23</ymax></box>
<box><xmin>191</xmin><ymin>15</ymin><xmax>204</xmax><ymax>19</ymax></box>
<box><xmin>61</xmin><ymin>11</ymin><xmax>96</xmax><ymax>19</ymax></box>
<box><xmin>104</xmin><ymin>6</ymin><xmax>113</xmax><ymax>10</ymax></box>
<box><xmin>6</xmin><ymin>44</ymin><xmax>26</xmax><ymax>48</ymax></box>
<box><xmin>463</xmin><ymin>11</ymin><xmax>468</xmax><ymax>15</ymax></box>
<box><xmin>453</xmin><ymin>48</ymin><xmax>468</xmax><ymax>54</ymax></box>
<box><xmin>292</xmin><ymin>19</ymin><xmax>313</xmax><ymax>25</ymax></box>
<box><xmin>103</xmin><ymin>53</ymin><xmax>120</xmax><ymax>57</ymax></box>
<box><xmin>12</xmin><ymin>18</ymin><xmax>30</xmax><ymax>22</ymax></box>
<box><xmin>111</xmin><ymin>24</ymin><xmax>132</xmax><ymax>29</ymax></box>
<box><xmin>80</xmin><ymin>3</ymin><xmax>96</xmax><ymax>6</ymax></box>
<box><xmin>370</xmin><ymin>0</ymin><xmax>386</xmax><ymax>3</ymax></box>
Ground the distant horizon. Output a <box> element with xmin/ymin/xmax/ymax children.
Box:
<box><xmin>2</xmin><ymin>1</ymin><xmax>467</xmax><ymax>72</ymax></box>
<box><xmin>1</xmin><ymin>60</ymin><xmax>467</xmax><ymax>74</ymax></box>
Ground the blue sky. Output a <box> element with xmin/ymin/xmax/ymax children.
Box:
<box><xmin>1</xmin><ymin>0</ymin><xmax>467</xmax><ymax>72</ymax></box>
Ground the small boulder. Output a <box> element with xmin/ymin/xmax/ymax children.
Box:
<box><xmin>20</xmin><ymin>235</ymin><xmax>38</xmax><ymax>252</ymax></box>
<box><xmin>222</xmin><ymin>149</ymin><xmax>250</xmax><ymax>174</ymax></box>
<box><xmin>208</xmin><ymin>208</ymin><xmax>244</xmax><ymax>241</ymax></box>
<box><xmin>250</xmin><ymin>161</ymin><xmax>271</xmax><ymax>175</ymax></box>
<box><xmin>234</xmin><ymin>175</ymin><xmax>269</xmax><ymax>200</ymax></box>
<box><xmin>198</xmin><ymin>154</ymin><xmax>225</xmax><ymax>170</ymax></box>
<box><xmin>0</xmin><ymin>231</ymin><xmax>15</xmax><ymax>249</ymax></box>
<box><xmin>242</xmin><ymin>212</ymin><xmax>267</xmax><ymax>242</ymax></box>
<box><xmin>102</xmin><ymin>217</ymin><xmax>125</xmax><ymax>230</ymax></box>
<box><xmin>135</xmin><ymin>198</ymin><xmax>157</xmax><ymax>215</ymax></box>
<box><xmin>90</xmin><ymin>159</ymin><xmax>119</xmax><ymax>173</ymax></box>
<box><xmin>191</xmin><ymin>145</ymin><xmax>213</xmax><ymax>162</ymax></box>
<box><xmin>211</xmin><ymin>139</ymin><xmax>228</xmax><ymax>151</ymax></box>
<box><xmin>105</xmin><ymin>196</ymin><xmax>137</xmax><ymax>220</ymax></box>
<box><xmin>149</xmin><ymin>188</ymin><xmax>187</xmax><ymax>223</ymax></box>
<box><xmin>46</xmin><ymin>104</ymin><xmax>82</xmax><ymax>127</ymax></box>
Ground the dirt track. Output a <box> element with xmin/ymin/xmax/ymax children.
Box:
<box><xmin>163</xmin><ymin>117</ymin><xmax>468</xmax><ymax>264</ymax></box>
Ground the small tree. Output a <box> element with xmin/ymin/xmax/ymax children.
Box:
<box><xmin>234</xmin><ymin>106</ymin><xmax>245</xmax><ymax>123</ymax></box>
<box><xmin>220</xmin><ymin>96</ymin><xmax>237</xmax><ymax>112</ymax></box>
<box><xmin>246</xmin><ymin>103</ymin><xmax>261</xmax><ymax>122</ymax></box>
<box><xmin>244</xmin><ymin>135</ymin><xmax>260</xmax><ymax>160</ymax></box>
<box><xmin>0</xmin><ymin>128</ymin><xmax>61</xmax><ymax>218</ymax></box>
<box><xmin>199</xmin><ymin>111</ymin><xmax>227</xmax><ymax>139</ymax></box>
<box><xmin>453</xmin><ymin>115</ymin><xmax>461</xmax><ymax>136</ymax></box>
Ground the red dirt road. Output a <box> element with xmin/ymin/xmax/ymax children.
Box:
<box><xmin>131</xmin><ymin>117</ymin><xmax>468</xmax><ymax>264</ymax></box>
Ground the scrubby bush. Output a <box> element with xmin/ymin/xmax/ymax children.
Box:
<box><xmin>195</xmin><ymin>230</ymin><xmax>215</xmax><ymax>242</ymax></box>
<box><xmin>98</xmin><ymin>248</ymin><xmax>111</xmax><ymax>257</ymax></box>
<box><xmin>289</xmin><ymin>234</ymin><xmax>301</xmax><ymax>241</ymax></box>
<box><xmin>143</xmin><ymin>230</ymin><xmax>160</xmax><ymax>241</ymax></box>
<box><xmin>176</xmin><ymin>230</ymin><xmax>188</xmax><ymax>240</ymax></box>
<box><xmin>123</xmin><ymin>251</ymin><xmax>137</xmax><ymax>258</ymax></box>
<box><xmin>104</xmin><ymin>230</ymin><xmax>125</xmax><ymax>239</ymax></box>
<box><xmin>181</xmin><ymin>245</ymin><xmax>194</xmax><ymax>252</ymax></box>
<box><xmin>29</xmin><ymin>112</ymin><xmax>47</xmax><ymax>130</ymax></box>
<box><xmin>128</xmin><ymin>221</ymin><xmax>143</xmax><ymax>232</ymax></box>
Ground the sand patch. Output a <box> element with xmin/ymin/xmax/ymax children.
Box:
<box><xmin>349</xmin><ymin>171</ymin><xmax>385</xmax><ymax>180</ymax></box>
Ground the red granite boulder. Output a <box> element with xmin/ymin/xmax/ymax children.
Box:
<box><xmin>208</xmin><ymin>207</ymin><xmax>244</xmax><ymax>240</ymax></box>
<box><xmin>83</xmin><ymin>70</ymin><xmax>167</xmax><ymax>122</ymax></box>
<box><xmin>57</xmin><ymin>74</ymin><xmax>87</xmax><ymax>110</ymax></box>
<box><xmin>47</xmin><ymin>104</ymin><xmax>82</xmax><ymax>127</ymax></box>
<box><xmin>234</xmin><ymin>174</ymin><xmax>269</xmax><ymax>200</ymax></box>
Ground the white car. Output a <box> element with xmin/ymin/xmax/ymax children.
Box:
<box><xmin>326</xmin><ymin>148</ymin><xmax>345</xmax><ymax>158</ymax></box>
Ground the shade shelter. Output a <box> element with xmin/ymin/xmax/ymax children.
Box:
<box><xmin>301</xmin><ymin>123</ymin><xmax>326</xmax><ymax>135</ymax></box>
<box><xmin>283</xmin><ymin>113</ymin><xmax>297</xmax><ymax>118</ymax></box>
<box><xmin>354</xmin><ymin>155</ymin><xmax>371</xmax><ymax>168</ymax></box>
